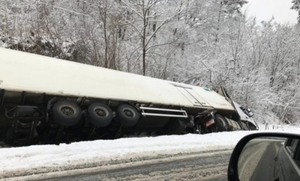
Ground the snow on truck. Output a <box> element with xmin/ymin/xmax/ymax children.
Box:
<box><xmin>0</xmin><ymin>48</ymin><xmax>258</xmax><ymax>146</ymax></box>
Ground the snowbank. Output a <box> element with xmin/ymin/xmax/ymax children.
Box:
<box><xmin>0</xmin><ymin>126</ymin><xmax>299</xmax><ymax>179</ymax></box>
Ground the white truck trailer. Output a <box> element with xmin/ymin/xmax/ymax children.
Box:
<box><xmin>0</xmin><ymin>48</ymin><xmax>257</xmax><ymax>146</ymax></box>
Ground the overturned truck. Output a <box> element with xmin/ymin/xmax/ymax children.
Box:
<box><xmin>0</xmin><ymin>48</ymin><xmax>258</xmax><ymax>146</ymax></box>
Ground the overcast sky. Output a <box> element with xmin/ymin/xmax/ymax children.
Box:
<box><xmin>242</xmin><ymin>0</ymin><xmax>298</xmax><ymax>24</ymax></box>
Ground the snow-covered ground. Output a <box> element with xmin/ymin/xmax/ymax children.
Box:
<box><xmin>0</xmin><ymin>124</ymin><xmax>300</xmax><ymax>179</ymax></box>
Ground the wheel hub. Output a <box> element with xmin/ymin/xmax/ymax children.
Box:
<box><xmin>95</xmin><ymin>108</ymin><xmax>107</xmax><ymax>117</ymax></box>
<box><xmin>124</xmin><ymin>109</ymin><xmax>134</xmax><ymax>117</ymax></box>
<box><xmin>60</xmin><ymin>106</ymin><xmax>75</xmax><ymax>116</ymax></box>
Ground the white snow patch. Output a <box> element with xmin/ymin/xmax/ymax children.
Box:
<box><xmin>0</xmin><ymin>126</ymin><xmax>299</xmax><ymax>178</ymax></box>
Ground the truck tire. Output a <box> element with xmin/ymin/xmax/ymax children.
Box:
<box><xmin>87</xmin><ymin>103</ymin><xmax>113</xmax><ymax>127</ymax></box>
<box><xmin>52</xmin><ymin>100</ymin><xmax>82</xmax><ymax>126</ymax></box>
<box><xmin>116</xmin><ymin>104</ymin><xmax>140</xmax><ymax>127</ymax></box>
<box><xmin>239</xmin><ymin>121</ymin><xmax>249</xmax><ymax>130</ymax></box>
<box><xmin>214</xmin><ymin>114</ymin><xmax>229</xmax><ymax>131</ymax></box>
<box><xmin>248</xmin><ymin>123</ymin><xmax>257</xmax><ymax>130</ymax></box>
<box><xmin>234</xmin><ymin>121</ymin><xmax>242</xmax><ymax>130</ymax></box>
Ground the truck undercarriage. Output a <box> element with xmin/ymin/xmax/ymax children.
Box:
<box><xmin>0</xmin><ymin>89</ymin><xmax>257</xmax><ymax>147</ymax></box>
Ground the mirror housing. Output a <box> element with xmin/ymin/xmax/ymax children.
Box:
<box><xmin>228</xmin><ymin>133</ymin><xmax>300</xmax><ymax>181</ymax></box>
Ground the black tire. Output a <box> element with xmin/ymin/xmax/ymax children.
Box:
<box><xmin>86</xmin><ymin>103</ymin><xmax>113</xmax><ymax>127</ymax></box>
<box><xmin>52</xmin><ymin>100</ymin><xmax>82</xmax><ymax>126</ymax></box>
<box><xmin>248</xmin><ymin>123</ymin><xmax>257</xmax><ymax>130</ymax></box>
<box><xmin>225</xmin><ymin>119</ymin><xmax>234</xmax><ymax>131</ymax></box>
<box><xmin>234</xmin><ymin>121</ymin><xmax>242</xmax><ymax>130</ymax></box>
<box><xmin>214</xmin><ymin>114</ymin><xmax>229</xmax><ymax>131</ymax></box>
<box><xmin>116</xmin><ymin>104</ymin><xmax>140</xmax><ymax>127</ymax></box>
<box><xmin>239</xmin><ymin>121</ymin><xmax>249</xmax><ymax>130</ymax></box>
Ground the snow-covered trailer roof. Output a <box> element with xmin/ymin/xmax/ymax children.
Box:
<box><xmin>0</xmin><ymin>48</ymin><xmax>234</xmax><ymax>111</ymax></box>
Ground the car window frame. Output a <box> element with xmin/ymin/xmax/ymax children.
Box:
<box><xmin>285</xmin><ymin>138</ymin><xmax>300</xmax><ymax>167</ymax></box>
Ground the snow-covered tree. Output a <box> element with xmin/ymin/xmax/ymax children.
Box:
<box><xmin>2</xmin><ymin>0</ymin><xmax>300</xmax><ymax>125</ymax></box>
<box><xmin>119</xmin><ymin>0</ymin><xmax>185</xmax><ymax>76</ymax></box>
<box><xmin>292</xmin><ymin>0</ymin><xmax>300</xmax><ymax>24</ymax></box>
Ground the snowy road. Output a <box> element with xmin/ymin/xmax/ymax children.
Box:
<box><xmin>45</xmin><ymin>149</ymin><xmax>231</xmax><ymax>181</ymax></box>
<box><xmin>1</xmin><ymin>125</ymin><xmax>299</xmax><ymax>181</ymax></box>
<box><xmin>0</xmin><ymin>132</ymin><xmax>250</xmax><ymax>180</ymax></box>
<box><xmin>14</xmin><ymin>149</ymin><xmax>232</xmax><ymax>181</ymax></box>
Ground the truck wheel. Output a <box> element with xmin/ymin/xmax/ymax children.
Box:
<box><xmin>116</xmin><ymin>104</ymin><xmax>140</xmax><ymax>127</ymax></box>
<box><xmin>52</xmin><ymin>100</ymin><xmax>82</xmax><ymax>126</ymax></box>
<box><xmin>87</xmin><ymin>103</ymin><xmax>113</xmax><ymax>127</ymax></box>
<box><xmin>239</xmin><ymin>121</ymin><xmax>249</xmax><ymax>130</ymax></box>
<box><xmin>248</xmin><ymin>123</ymin><xmax>257</xmax><ymax>130</ymax></box>
<box><xmin>234</xmin><ymin>121</ymin><xmax>242</xmax><ymax>130</ymax></box>
<box><xmin>214</xmin><ymin>114</ymin><xmax>229</xmax><ymax>131</ymax></box>
<box><xmin>227</xmin><ymin>120</ymin><xmax>235</xmax><ymax>130</ymax></box>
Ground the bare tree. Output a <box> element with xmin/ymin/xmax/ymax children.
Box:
<box><xmin>120</xmin><ymin>0</ymin><xmax>184</xmax><ymax>76</ymax></box>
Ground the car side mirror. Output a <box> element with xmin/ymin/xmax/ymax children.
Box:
<box><xmin>227</xmin><ymin>133</ymin><xmax>300</xmax><ymax>181</ymax></box>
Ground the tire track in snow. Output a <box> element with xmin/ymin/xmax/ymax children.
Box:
<box><xmin>6</xmin><ymin>149</ymin><xmax>232</xmax><ymax>181</ymax></box>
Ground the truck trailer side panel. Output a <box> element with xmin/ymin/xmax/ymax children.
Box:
<box><xmin>0</xmin><ymin>48</ymin><xmax>233</xmax><ymax>111</ymax></box>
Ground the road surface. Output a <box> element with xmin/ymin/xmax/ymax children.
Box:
<box><xmin>7</xmin><ymin>149</ymin><xmax>232</xmax><ymax>181</ymax></box>
<box><xmin>3</xmin><ymin>139</ymin><xmax>285</xmax><ymax>181</ymax></box>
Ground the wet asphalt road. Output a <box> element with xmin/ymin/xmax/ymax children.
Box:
<box><xmin>42</xmin><ymin>150</ymin><xmax>232</xmax><ymax>181</ymax></box>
